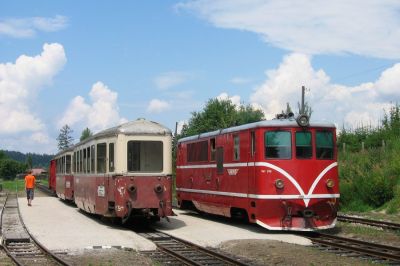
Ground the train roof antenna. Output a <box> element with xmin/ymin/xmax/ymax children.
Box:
<box><xmin>296</xmin><ymin>86</ymin><xmax>309</xmax><ymax>127</ymax></box>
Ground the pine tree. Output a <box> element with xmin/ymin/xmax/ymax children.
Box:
<box><xmin>57</xmin><ymin>125</ymin><xmax>74</xmax><ymax>151</ymax></box>
<box><xmin>80</xmin><ymin>127</ymin><xmax>93</xmax><ymax>141</ymax></box>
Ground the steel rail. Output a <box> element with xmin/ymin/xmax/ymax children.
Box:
<box><xmin>305</xmin><ymin>232</ymin><xmax>400</xmax><ymax>264</ymax></box>
<box><xmin>337</xmin><ymin>214</ymin><xmax>400</xmax><ymax>230</ymax></box>
<box><xmin>2</xmin><ymin>192</ymin><xmax>71</xmax><ymax>266</ymax></box>
<box><xmin>139</xmin><ymin>230</ymin><xmax>252</xmax><ymax>266</ymax></box>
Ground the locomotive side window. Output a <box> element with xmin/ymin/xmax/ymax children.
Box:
<box><xmin>296</xmin><ymin>131</ymin><xmax>312</xmax><ymax>159</ymax></box>
<box><xmin>97</xmin><ymin>143</ymin><xmax>107</xmax><ymax>173</ymax></box>
<box><xmin>109</xmin><ymin>143</ymin><xmax>115</xmax><ymax>172</ymax></box>
<box><xmin>210</xmin><ymin>138</ymin><xmax>216</xmax><ymax>161</ymax></box>
<box><xmin>127</xmin><ymin>141</ymin><xmax>163</xmax><ymax>172</ymax></box>
<box><xmin>187</xmin><ymin>141</ymin><xmax>208</xmax><ymax>162</ymax></box>
<box><xmin>316</xmin><ymin>131</ymin><xmax>334</xmax><ymax>159</ymax></box>
<box><xmin>233</xmin><ymin>135</ymin><xmax>240</xmax><ymax>160</ymax></box>
<box><xmin>251</xmin><ymin>131</ymin><xmax>256</xmax><ymax>157</ymax></box>
<box><xmin>265</xmin><ymin>131</ymin><xmax>291</xmax><ymax>159</ymax></box>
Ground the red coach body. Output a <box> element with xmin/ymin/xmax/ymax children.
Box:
<box><xmin>176</xmin><ymin>119</ymin><xmax>339</xmax><ymax>230</ymax></box>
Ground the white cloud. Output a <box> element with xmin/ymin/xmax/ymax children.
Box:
<box><xmin>177</xmin><ymin>0</ymin><xmax>400</xmax><ymax>59</ymax></box>
<box><xmin>0</xmin><ymin>15</ymin><xmax>68</xmax><ymax>38</ymax></box>
<box><xmin>147</xmin><ymin>99</ymin><xmax>171</xmax><ymax>113</ymax></box>
<box><xmin>59</xmin><ymin>82</ymin><xmax>127</xmax><ymax>133</ymax></box>
<box><xmin>0</xmin><ymin>43</ymin><xmax>66</xmax><ymax>134</ymax></box>
<box><xmin>250</xmin><ymin>53</ymin><xmax>400</xmax><ymax>128</ymax></box>
<box><xmin>154</xmin><ymin>71</ymin><xmax>191</xmax><ymax>90</ymax></box>
<box><xmin>217</xmin><ymin>92</ymin><xmax>241</xmax><ymax>106</ymax></box>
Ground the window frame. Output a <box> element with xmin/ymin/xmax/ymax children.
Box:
<box><xmin>264</xmin><ymin>130</ymin><xmax>292</xmax><ymax>159</ymax></box>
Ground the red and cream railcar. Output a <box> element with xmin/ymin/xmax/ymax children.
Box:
<box><xmin>176</xmin><ymin>119</ymin><xmax>339</xmax><ymax>230</ymax></box>
<box><xmin>51</xmin><ymin>118</ymin><xmax>173</xmax><ymax>222</ymax></box>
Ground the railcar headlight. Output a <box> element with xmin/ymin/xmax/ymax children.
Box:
<box><xmin>275</xmin><ymin>179</ymin><xmax>284</xmax><ymax>189</ymax></box>
<box><xmin>326</xmin><ymin>179</ymin><xmax>334</xmax><ymax>188</ymax></box>
<box><xmin>128</xmin><ymin>184</ymin><xmax>137</xmax><ymax>193</ymax></box>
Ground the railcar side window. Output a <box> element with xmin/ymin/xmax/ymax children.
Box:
<box><xmin>109</xmin><ymin>143</ymin><xmax>115</xmax><ymax>172</ymax></box>
<box><xmin>187</xmin><ymin>141</ymin><xmax>208</xmax><ymax>162</ymax></box>
<box><xmin>216</xmin><ymin>147</ymin><xmax>224</xmax><ymax>174</ymax></box>
<box><xmin>91</xmin><ymin>145</ymin><xmax>95</xmax><ymax>172</ymax></box>
<box><xmin>233</xmin><ymin>135</ymin><xmax>240</xmax><ymax>160</ymax></box>
<box><xmin>83</xmin><ymin>148</ymin><xmax>87</xmax><ymax>173</ymax></box>
<box><xmin>296</xmin><ymin>131</ymin><xmax>312</xmax><ymax>159</ymax></box>
<box><xmin>316</xmin><ymin>131</ymin><xmax>334</xmax><ymax>159</ymax></box>
<box><xmin>97</xmin><ymin>143</ymin><xmax>107</xmax><ymax>173</ymax></box>
<box><xmin>265</xmin><ymin>131</ymin><xmax>292</xmax><ymax>159</ymax></box>
<box><xmin>127</xmin><ymin>141</ymin><xmax>163</xmax><ymax>172</ymax></box>
<box><xmin>87</xmin><ymin>147</ymin><xmax>90</xmax><ymax>173</ymax></box>
<box><xmin>66</xmin><ymin>155</ymin><xmax>71</xmax><ymax>174</ymax></box>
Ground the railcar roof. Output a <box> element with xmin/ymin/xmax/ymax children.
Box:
<box><xmin>55</xmin><ymin>118</ymin><xmax>171</xmax><ymax>157</ymax></box>
<box><xmin>178</xmin><ymin>119</ymin><xmax>336</xmax><ymax>143</ymax></box>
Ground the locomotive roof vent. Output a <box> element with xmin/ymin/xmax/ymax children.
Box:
<box><xmin>296</xmin><ymin>86</ymin><xmax>310</xmax><ymax>127</ymax></box>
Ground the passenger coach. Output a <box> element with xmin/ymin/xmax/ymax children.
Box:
<box><xmin>50</xmin><ymin>118</ymin><xmax>173</xmax><ymax>223</ymax></box>
<box><xmin>176</xmin><ymin>116</ymin><xmax>339</xmax><ymax>230</ymax></box>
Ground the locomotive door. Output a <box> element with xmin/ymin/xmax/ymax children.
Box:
<box><xmin>248</xmin><ymin>131</ymin><xmax>257</xmax><ymax>196</ymax></box>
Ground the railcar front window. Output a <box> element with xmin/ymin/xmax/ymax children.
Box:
<box><xmin>265</xmin><ymin>131</ymin><xmax>291</xmax><ymax>159</ymax></box>
<box><xmin>296</xmin><ymin>131</ymin><xmax>312</xmax><ymax>159</ymax></box>
<box><xmin>127</xmin><ymin>141</ymin><xmax>163</xmax><ymax>172</ymax></box>
<box><xmin>316</xmin><ymin>131</ymin><xmax>334</xmax><ymax>159</ymax></box>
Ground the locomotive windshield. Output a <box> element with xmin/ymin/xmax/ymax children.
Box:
<box><xmin>316</xmin><ymin>131</ymin><xmax>334</xmax><ymax>159</ymax></box>
<box><xmin>127</xmin><ymin>141</ymin><xmax>163</xmax><ymax>172</ymax></box>
<box><xmin>265</xmin><ymin>131</ymin><xmax>291</xmax><ymax>159</ymax></box>
<box><xmin>296</xmin><ymin>131</ymin><xmax>312</xmax><ymax>159</ymax></box>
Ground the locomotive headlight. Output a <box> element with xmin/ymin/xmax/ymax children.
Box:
<box><xmin>154</xmin><ymin>184</ymin><xmax>164</xmax><ymax>193</ymax></box>
<box><xmin>275</xmin><ymin>179</ymin><xmax>284</xmax><ymax>189</ymax></box>
<box><xmin>296</xmin><ymin>114</ymin><xmax>309</xmax><ymax>127</ymax></box>
<box><xmin>326</xmin><ymin>179</ymin><xmax>335</xmax><ymax>188</ymax></box>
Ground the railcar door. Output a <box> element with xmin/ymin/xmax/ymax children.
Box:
<box><xmin>95</xmin><ymin>143</ymin><xmax>108</xmax><ymax>215</ymax></box>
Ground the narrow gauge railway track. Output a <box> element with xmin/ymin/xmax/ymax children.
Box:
<box><xmin>338</xmin><ymin>214</ymin><xmax>400</xmax><ymax>230</ymax></box>
<box><xmin>138</xmin><ymin>230</ymin><xmax>253</xmax><ymax>266</ymax></box>
<box><xmin>304</xmin><ymin>232</ymin><xmax>400</xmax><ymax>264</ymax></box>
<box><xmin>1</xmin><ymin>193</ymin><xmax>71</xmax><ymax>266</ymax></box>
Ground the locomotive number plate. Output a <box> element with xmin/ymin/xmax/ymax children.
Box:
<box><xmin>97</xmin><ymin>185</ymin><xmax>105</xmax><ymax>197</ymax></box>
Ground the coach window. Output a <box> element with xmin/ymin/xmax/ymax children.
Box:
<box><xmin>109</xmin><ymin>143</ymin><xmax>115</xmax><ymax>172</ymax></box>
<box><xmin>316</xmin><ymin>131</ymin><xmax>334</xmax><ymax>159</ymax></box>
<box><xmin>83</xmin><ymin>148</ymin><xmax>87</xmax><ymax>173</ymax></box>
<box><xmin>265</xmin><ymin>131</ymin><xmax>292</xmax><ymax>159</ymax></box>
<box><xmin>210</xmin><ymin>138</ymin><xmax>216</xmax><ymax>161</ymax></box>
<box><xmin>296</xmin><ymin>131</ymin><xmax>312</xmax><ymax>159</ymax></box>
<box><xmin>66</xmin><ymin>155</ymin><xmax>71</xmax><ymax>174</ymax></box>
<box><xmin>86</xmin><ymin>147</ymin><xmax>90</xmax><ymax>173</ymax></box>
<box><xmin>97</xmin><ymin>143</ymin><xmax>107</xmax><ymax>173</ymax></box>
<box><xmin>127</xmin><ymin>141</ymin><xmax>163</xmax><ymax>172</ymax></box>
<box><xmin>80</xmin><ymin>150</ymin><xmax>83</xmax><ymax>173</ymax></box>
<box><xmin>91</xmin><ymin>145</ymin><xmax>95</xmax><ymax>173</ymax></box>
<box><xmin>233</xmin><ymin>135</ymin><xmax>240</xmax><ymax>160</ymax></box>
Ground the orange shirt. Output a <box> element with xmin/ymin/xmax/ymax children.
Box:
<box><xmin>25</xmin><ymin>174</ymin><xmax>35</xmax><ymax>189</ymax></box>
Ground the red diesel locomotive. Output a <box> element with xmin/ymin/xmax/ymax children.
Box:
<box><xmin>49</xmin><ymin>118</ymin><xmax>173</xmax><ymax>223</ymax></box>
<box><xmin>176</xmin><ymin>114</ymin><xmax>339</xmax><ymax>230</ymax></box>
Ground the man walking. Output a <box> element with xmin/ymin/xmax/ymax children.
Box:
<box><xmin>25</xmin><ymin>170</ymin><xmax>35</xmax><ymax>206</ymax></box>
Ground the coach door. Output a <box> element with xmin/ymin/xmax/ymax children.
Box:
<box><xmin>95</xmin><ymin>143</ymin><xmax>108</xmax><ymax>214</ymax></box>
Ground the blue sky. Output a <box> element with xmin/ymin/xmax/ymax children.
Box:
<box><xmin>1</xmin><ymin>0</ymin><xmax>399</xmax><ymax>154</ymax></box>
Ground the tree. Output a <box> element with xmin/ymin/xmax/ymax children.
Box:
<box><xmin>57</xmin><ymin>124</ymin><xmax>74</xmax><ymax>151</ymax></box>
<box><xmin>179</xmin><ymin>98</ymin><xmax>264</xmax><ymax>138</ymax></box>
<box><xmin>80</xmin><ymin>127</ymin><xmax>93</xmax><ymax>141</ymax></box>
<box><xmin>26</xmin><ymin>154</ymin><xmax>33</xmax><ymax>169</ymax></box>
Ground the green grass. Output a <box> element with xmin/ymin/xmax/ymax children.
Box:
<box><xmin>1</xmin><ymin>179</ymin><xmax>25</xmax><ymax>192</ymax></box>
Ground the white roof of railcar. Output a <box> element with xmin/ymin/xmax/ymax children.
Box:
<box><xmin>54</xmin><ymin>118</ymin><xmax>172</xmax><ymax>157</ymax></box>
<box><xmin>178</xmin><ymin>118</ymin><xmax>336</xmax><ymax>143</ymax></box>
